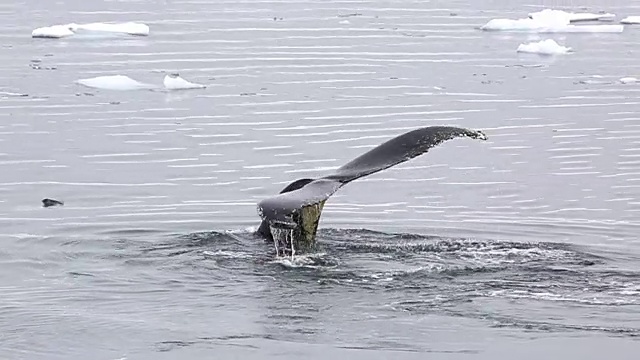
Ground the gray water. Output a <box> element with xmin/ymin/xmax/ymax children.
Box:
<box><xmin>2</xmin><ymin>0</ymin><xmax>640</xmax><ymax>359</ymax></box>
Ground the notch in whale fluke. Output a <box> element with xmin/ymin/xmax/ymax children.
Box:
<box><xmin>256</xmin><ymin>126</ymin><xmax>488</xmax><ymax>257</ymax></box>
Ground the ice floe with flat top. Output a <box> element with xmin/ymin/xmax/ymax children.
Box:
<box><xmin>621</xmin><ymin>16</ymin><xmax>640</xmax><ymax>24</ymax></box>
<box><xmin>529</xmin><ymin>9</ymin><xmax>615</xmax><ymax>23</ymax></box>
<box><xmin>481</xmin><ymin>8</ymin><xmax>623</xmax><ymax>33</ymax></box>
<box><xmin>481</xmin><ymin>19</ymin><xmax>623</xmax><ymax>32</ymax></box>
<box><xmin>32</xmin><ymin>22</ymin><xmax>149</xmax><ymax>39</ymax></box>
<box><xmin>76</xmin><ymin>75</ymin><xmax>155</xmax><ymax>91</ymax></box>
<box><xmin>75</xmin><ymin>74</ymin><xmax>207</xmax><ymax>91</ymax></box>
<box><xmin>517</xmin><ymin>39</ymin><xmax>572</xmax><ymax>55</ymax></box>
<box><xmin>163</xmin><ymin>74</ymin><xmax>206</xmax><ymax>90</ymax></box>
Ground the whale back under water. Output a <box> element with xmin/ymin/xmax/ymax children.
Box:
<box><xmin>256</xmin><ymin>126</ymin><xmax>488</xmax><ymax>256</ymax></box>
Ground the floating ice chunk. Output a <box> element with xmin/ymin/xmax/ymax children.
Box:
<box><xmin>620</xmin><ymin>77</ymin><xmax>639</xmax><ymax>84</ymax></box>
<box><xmin>480</xmin><ymin>18</ymin><xmax>623</xmax><ymax>33</ymax></box>
<box><xmin>76</xmin><ymin>75</ymin><xmax>154</xmax><ymax>91</ymax></box>
<box><xmin>72</xmin><ymin>22</ymin><xmax>149</xmax><ymax>35</ymax></box>
<box><xmin>528</xmin><ymin>9</ymin><xmax>573</xmax><ymax>25</ymax></box>
<box><xmin>163</xmin><ymin>74</ymin><xmax>206</xmax><ymax>90</ymax></box>
<box><xmin>481</xmin><ymin>18</ymin><xmax>552</xmax><ymax>31</ymax></box>
<box><xmin>621</xmin><ymin>16</ymin><xmax>640</xmax><ymax>24</ymax></box>
<box><xmin>0</xmin><ymin>91</ymin><xmax>28</xmax><ymax>98</ymax></box>
<box><xmin>517</xmin><ymin>39</ymin><xmax>572</xmax><ymax>55</ymax></box>
<box><xmin>32</xmin><ymin>24</ymin><xmax>75</xmax><ymax>38</ymax></box>
<box><xmin>482</xmin><ymin>9</ymin><xmax>622</xmax><ymax>33</ymax></box>
<box><xmin>339</xmin><ymin>20</ymin><xmax>350</xmax><ymax>24</ymax></box>
<box><xmin>529</xmin><ymin>9</ymin><xmax>615</xmax><ymax>23</ymax></box>
<box><xmin>567</xmin><ymin>12</ymin><xmax>615</xmax><ymax>22</ymax></box>
<box><xmin>32</xmin><ymin>22</ymin><xmax>149</xmax><ymax>39</ymax></box>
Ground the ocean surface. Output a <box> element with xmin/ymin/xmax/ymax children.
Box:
<box><xmin>2</xmin><ymin>0</ymin><xmax>640</xmax><ymax>359</ymax></box>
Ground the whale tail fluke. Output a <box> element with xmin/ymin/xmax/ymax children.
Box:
<box><xmin>256</xmin><ymin>126</ymin><xmax>488</xmax><ymax>256</ymax></box>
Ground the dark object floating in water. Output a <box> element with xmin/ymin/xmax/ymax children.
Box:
<box><xmin>255</xmin><ymin>125</ymin><xmax>488</xmax><ymax>257</ymax></box>
<box><xmin>42</xmin><ymin>198</ymin><xmax>64</xmax><ymax>207</ymax></box>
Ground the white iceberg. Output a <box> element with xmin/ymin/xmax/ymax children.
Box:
<box><xmin>32</xmin><ymin>22</ymin><xmax>149</xmax><ymax>39</ymax></box>
<box><xmin>481</xmin><ymin>18</ymin><xmax>623</xmax><ymax>32</ymax></box>
<box><xmin>517</xmin><ymin>39</ymin><xmax>572</xmax><ymax>55</ymax></box>
<box><xmin>32</xmin><ymin>24</ymin><xmax>75</xmax><ymax>38</ymax></box>
<box><xmin>481</xmin><ymin>9</ymin><xmax>623</xmax><ymax>33</ymax></box>
<box><xmin>621</xmin><ymin>16</ymin><xmax>640</xmax><ymax>24</ymax></box>
<box><xmin>620</xmin><ymin>77</ymin><xmax>639</xmax><ymax>84</ymax></box>
<box><xmin>529</xmin><ymin>9</ymin><xmax>615</xmax><ymax>23</ymax></box>
<box><xmin>163</xmin><ymin>74</ymin><xmax>206</xmax><ymax>90</ymax></box>
<box><xmin>76</xmin><ymin>75</ymin><xmax>154</xmax><ymax>91</ymax></box>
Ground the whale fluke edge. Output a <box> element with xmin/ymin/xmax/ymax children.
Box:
<box><xmin>256</xmin><ymin>125</ymin><xmax>488</xmax><ymax>256</ymax></box>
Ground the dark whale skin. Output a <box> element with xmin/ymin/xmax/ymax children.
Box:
<box><xmin>255</xmin><ymin>126</ymin><xmax>488</xmax><ymax>254</ymax></box>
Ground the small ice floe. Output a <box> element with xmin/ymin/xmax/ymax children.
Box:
<box><xmin>32</xmin><ymin>24</ymin><xmax>75</xmax><ymax>38</ymax></box>
<box><xmin>619</xmin><ymin>77</ymin><xmax>639</xmax><ymax>84</ymax></box>
<box><xmin>516</xmin><ymin>39</ymin><xmax>572</xmax><ymax>55</ymax></box>
<box><xmin>621</xmin><ymin>16</ymin><xmax>640</xmax><ymax>24</ymax></box>
<box><xmin>32</xmin><ymin>22</ymin><xmax>149</xmax><ymax>39</ymax></box>
<box><xmin>339</xmin><ymin>20</ymin><xmax>350</xmax><ymax>25</ymax></box>
<box><xmin>529</xmin><ymin>9</ymin><xmax>615</xmax><ymax>23</ymax></box>
<box><xmin>76</xmin><ymin>75</ymin><xmax>154</xmax><ymax>91</ymax></box>
<box><xmin>0</xmin><ymin>91</ymin><xmax>28</xmax><ymax>98</ymax></box>
<box><xmin>481</xmin><ymin>9</ymin><xmax>623</xmax><ymax>33</ymax></box>
<box><xmin>163</xmin><ymin>73</ymin><xmax>206</xmax><ymax>90</ymax></box>
<box><xmin>481</xmin><ymin>19</ymin><xmax>623</xmax><ymax>33</ymax></box>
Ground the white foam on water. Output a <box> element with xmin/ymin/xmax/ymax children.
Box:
<box><xmin>32</xmin><ymin>22</ymin><xmax>149</xmax><ymax>39</ymax></box>
<box><xmin>481</xmin><ymin>9</ymin><xmax>623</xmax><ymax>33</ymax></box>
<box><xmin>202</xmin><ymin>250</ymin><xmax>253</xmax><ymax>259</ymax></box>
<box><xmin>620</xmin><ymin>16</ymin><xmax>640</xmax><ymax>24</ymax></box>
<box><xmin>270</xmin><ymin>254</ymin><xmax>328</xmax><ymax>269</ymax></box>
<box><xmin>76</xmin><ymin>75</ymin><xmax>155</xmax><ymax>91</ymax></box>
<box><xmin>163</xmin><ymin>74</ymin><xmax>206</xmax><ymax>90</ymax></box>
<box><xmin>517</xmin><ymin>39</ymin><xmax>572</xmax><ymax>55</ymax></box>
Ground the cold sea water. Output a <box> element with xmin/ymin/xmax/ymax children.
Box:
<box><xmin>1</xmin><ymin>0</ymin><xmax>640</xmax><ymax>359</ymax></box>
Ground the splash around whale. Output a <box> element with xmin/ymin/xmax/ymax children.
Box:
<box><xmin>254</xmin><ymin>125</ymin><xmax>488</xmax><ymax>257</ymax></box>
